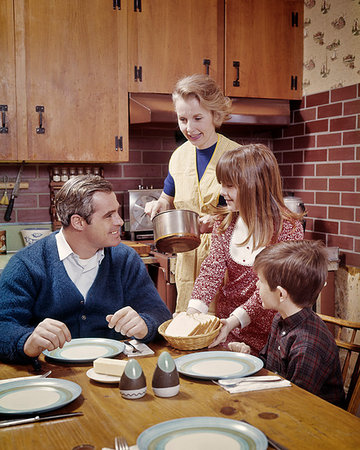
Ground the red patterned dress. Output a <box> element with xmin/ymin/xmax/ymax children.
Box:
<box><xmin>189</xmin><ymin>214</ymin><xmax>304</xmax><ymax>354</ymax></box>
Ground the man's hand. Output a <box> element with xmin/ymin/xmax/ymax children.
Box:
<box><xmin>24</xmin><ymin>319</ymin><xmax>72</xmax><ymax>358</ymax></box>
<box><xmin>106</xmin><ymin>306</ymin><xmax>148</xmax><ymax>340</ymax></box>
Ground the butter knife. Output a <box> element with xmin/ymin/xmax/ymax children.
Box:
<box><xmin>0</xmin><ymin>412</ymin><xmax>83</xmax><ymax>428</ymax></box>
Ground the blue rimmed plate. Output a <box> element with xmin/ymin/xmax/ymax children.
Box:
<box><xmin>175</xmin><ymin>351</ymin><xmax>263</xmax><ymax>380</ymax></box>
<box><xmin>0</xmin><ymin>378</ymin><xmax>81</xmax><ymax>415</ymax></box>
<box><xmin>43</xmin><ymin>338</ymin><xmax>125</xmax><ymax>363</ymax></box>
<box><xmin>137</xmin><ymin>417</ymin><xmax>267</xmax><ymax>450</ymax></box>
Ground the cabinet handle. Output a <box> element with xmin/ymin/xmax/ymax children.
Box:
<box><xmin>36</xmin><ymin>105</ymin><xmax>45</xmax><ymax>134</ymax></box>
<box><xmin>291</xmin><ymin>75</ymin><xmax>298</xmax><ymax>90</ymax></box>
<box><xmin>203</xmin><ymin>59</ymin><xmax>211</xmax><ymax>75</ymax></box>
<box><xmin>291</xmin><ymin>11</ymin><xmax>298</xmax><ymax>27</ymax></box>
<box><xmin>233</xmin><ymin>61</ymin><xmax>240</xmax><ymax>87</ymax></box>
<box><xmin>115</xmin><ymin>135</ymin><xmax>123</xmax><ymax>152</ymax></box>
<box><xmin>134</xmin><ymin>0</ymin><xmax>142</xmax><ymax>11</ymax></box>
<box><xmin>134</xmin><ymin>65</ymin><xmax>142</xmax><ymax>82</ymax></box>
<box><xmin>113</xmin><ymin>0</ymin><xmax>121</xmax><ymax>9</ymax></box>
<box><xmin>0</xmin><ymin>105</ymin><xmax>8</xmax><ymax>134</ymax></box>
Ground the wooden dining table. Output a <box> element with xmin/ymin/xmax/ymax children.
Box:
<box><xmin>0</xmin><ymin>340</ymin><xmax>359</xmax><ymax>450</ymax></box>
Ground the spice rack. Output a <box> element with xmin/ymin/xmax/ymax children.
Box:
<box><xmin>49</xmin><ymin>166</ymin><xmax>104</xmax><ymax>230</ymax></box>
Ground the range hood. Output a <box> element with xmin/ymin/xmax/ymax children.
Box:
<box><xmin>129</xmin><ymin>93</ymin><xmax>290</xmax><ymax>126</ymax></box>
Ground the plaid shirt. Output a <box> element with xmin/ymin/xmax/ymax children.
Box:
<box><xmin>260</xmin><ymin>307</ymin><xmax>345</xmax><ymax>406</ymax></box>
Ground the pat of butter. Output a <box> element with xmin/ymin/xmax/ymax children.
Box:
<box><xmin>93</xmin><ymin>358</ymin><xmax>127</xmax><ymax>377</ymax></box>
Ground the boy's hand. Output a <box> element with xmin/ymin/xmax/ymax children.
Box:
<box><xmin>228</xmin><ymin>341</ymin><xmax>251</xmax><ymax>354</ymax></box>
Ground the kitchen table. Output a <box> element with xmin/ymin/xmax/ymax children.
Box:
<box><xmin>0</xmin><ymin>341</ymin><xmax>359</xmax><ymax>449</ymax></box>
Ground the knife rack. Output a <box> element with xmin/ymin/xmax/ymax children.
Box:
<box><xmin>0</xmin><ymin>182</ymin><xmax>29</xmax><ymax>189</ymax></box>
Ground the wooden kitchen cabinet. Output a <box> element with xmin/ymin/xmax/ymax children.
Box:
<box><xmin>225</xmin><ymin>0</ymin><xmax>303</xmax><ymax>100</ymax></box>
<box><xmin>127</xmin><ymin>0</ymin><xmax>224</xmax><ymax>93</ymax></box>
<box><xmin>127</xmin><ymin>0</ymin><xmax>303</xmax><ymax>100</ymax></box>
<box><xmin>1</xmin><ymin>0</ymin><xmax>128</xmax><ymax>163</ymax></box>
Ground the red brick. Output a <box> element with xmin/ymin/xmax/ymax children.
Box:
<box><xmin>282</xmin><ymin>177</ymin><xmax>304</xmax><ymax>190</ymax></box>
<box><xmin>318</xmin><ymin>103</ymin><xmax>343</xmax><ymax>119</ymax></box>
<box><xmin>327</xmin><ymin>234</ymin><xmax>353</xmax><ymax>250</ymax></box>
<box><xmin>15</xmin><ymin>195</ymin><xmax>38</xmax><ymax>208</ymax></box>
<box><xmin>273</xmin><ymin>151</ymin><xmax>283</xmax><ymax>163</ymax></box>
<box><xmin>305</xmin><ymin>178</ymin><xmax>327</xmax><ymax>190</ymax></box>
<box><xmin>294</xmin><ymin>135</ymin><xmax>316</xmax><ymax>149</ymax></box>
<box><xmin>39</xmin><ymin>194</ymin><xmax>51</xmax><ymax>208</ymax></box>
<box><xmin>304</xmin><ymin>148</ymin><xmax>327</xmax><ymax>162</ymax></box>
<box><xmin>331</xmin><ymin>85</ymin><xmax>358</xmax><ymax>102</ymax></box>
<box><xmin>143</xmin><ymin>151</ymin><xmax>171</xmax><ymax>164</ymax></box>
<box><xmin>305</xmin><ymin>119</ymin><xmax>328</xmax><ymax>134</ymax></box>
<box><xmin>329</xmin><ymin>178</ymin><xmax>355</xmax><ymax>191</ymax></box>
<box><xmin>129</xmin><ymin>137</ymin><xmax>164</xmax><ymax>150</ymax></box>
<box><xmin>124</xmin><ymin>165</ymin><xmax>162</xmax><ymax>178</ymax></box>
<box><xmin>145</xmin><ymin>179</ymin><xmax>166</xmax><ymax>189</ymax></box>
<box><xmin>283</xmin><ymin>123</ymin><xmax>305</xmax><ymax>137</ymax></box>
<box><xmin>306</xmin><ymin>204</ymin><xmax>327</xmax><ymax>218</ymax></box>
<box><xmin>18</xmin><ymin>209</ymin><xmax>51</xmax><ymax>222</ymax></box>
<box><xmin>344</xmin><ymin>99</ymin><xmax>360</xmax><ymax>115</ymax></box>
<box><xmin>273</xmin><ymin>138</ymin><xmax>293</xmax><ymax>151</ymax></box>
<box><xmin>295</xmin><ymin>190</ymin><xmax>315</xmax><ymax>204</ymax></box>
<box><xmin>316</xmin><ymin>191</ymin><xmax>340</xmax><ymax>205</ymax></box>
<box><xmin>356</xmin><ymin>209</ymin><xmax>360</xmax><ymax>221</ymax></box>
<box><xmin>111</xmin><ymin>179</ymin><xmax>142</xmax><ymax>191</ymax></box>
<box><xmin>343</xmin><ymin>130</ymin><xmax>360</xmax><ymax>146</ymax></box>
<box><xmin>306</xmin><ymin>91</ymin><xmax>330</xmax><ymax>108</ymax></box>
<box><xmin>345</xmin><ymin>252</ymin><xmax>360</xmax><ymax>268</ymax></box>
<box><xmin>278</xmin><ymin>164</ymin><xmax>293</xmax><ymax>176</ymax></box>
<box><xmin>329</xmin><ymin>146</ymin><xmax>355</xmax><ymax>161</ymax></box>
<box><xmin>283</xmin><ymin>150</ymin><xmax>303</xmax><ymax>163</ymax></box>
<box><xmin>293</xmin><ymin>108</ymin><xmax>316</xmax><ymax>123</ymax></box>
<box><xmin>342</xmin><ymin>192</ymin><xmax>360</xmax><ymax>207</ymax></box>
<box><xmin>317</xmin><ymin>133</ymin><xmax>342</xmax><ymax>147</ymax></box>
<box><xmin>355</xmin><ymin>239</ymin><xmax>360</xmax><ymax>253</ymax></box>
<box><xmin>330</xmin><ymin>116</ymin><xmax>357</xmax><ymax>132</ymax></box>
<box><xmin>316</xmin><ymin>163</ymin><xmax>341</xmax><ymax>176</ymax></box>
<box><xmin>293</xmin><ymin>164</ymin><xmax>315</xmax><ymax>176</ymax></box>
<box><xmin>342</xmin><ymin>162</ymin><xmax>360</xmax><ymax>176</ymax></box>
<box><xmin>357</xmin><ymin>178</ymin><xmax>360</xmax><ymax>192</ymax></box>
<box><xmin>340</xmin><ymin>221</ymin><xmax>360</xmax><ymax>237</ymax></box>
<box><xmin>314</xmin><ymin>219</ymin><xmax>338</xmax><ymax>234</ymax></box>
<box><xmin>329</xmin><ymin>206</ymin><xmax>354</xmax><ymax>221</ymax></box>
<box><xmin>103</xmin><ymin>165</ymin><xmax>123</xmax><ymax>177</ymax></box>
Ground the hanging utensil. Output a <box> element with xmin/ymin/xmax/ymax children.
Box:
<box><xmin>4</xmin><ymin>161</ymin><xmax>25</xmax><ymax>221</ymax></box>
<box><xmin>0</xmin><ymin>176</ymin><xmax>9</xmax><ymax>205</ymax></box>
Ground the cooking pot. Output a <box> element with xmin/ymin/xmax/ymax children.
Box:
<box><xmin>153</xmin><ymin>209</ymin><xmax>201</xmax><ymax>253</ymax></box>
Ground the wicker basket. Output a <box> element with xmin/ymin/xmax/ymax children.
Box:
<box><xmin>158</xmin><ymin>319</ymin><xmax>222</xmax><ymax>351</ymax></box>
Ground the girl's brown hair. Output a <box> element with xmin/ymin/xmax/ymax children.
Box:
<box><xmin>253</xmin><ymin>240</ymin><xmax>328</xmax><ymax>307</ymax></box>
<box><xmin>172</xmin><ymin>74</ymin><xmax>232</xmax><ymax>127</ymax></box>
<box><xmin>216</xmin><ymin>144</ymin><xmax>304</xmax><ymax>248</ymax></box>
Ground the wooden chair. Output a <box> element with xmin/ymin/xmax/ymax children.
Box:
<box><xmin>318</xmin><ymin>313</ymin><xmax>360</xmax><ymax>415</ymax></box>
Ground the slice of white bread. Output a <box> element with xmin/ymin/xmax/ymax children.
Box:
<box><xmin>165</xmin><ymin>312</ymin><xmax>220</xmax><ymax>337</ymax></box>
<box><xmin>93</xmin><ymin>357</ymin><xmax>127</xmax><ymax>377</ymax></box>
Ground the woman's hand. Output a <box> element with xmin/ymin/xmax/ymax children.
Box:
<box><xmin>199</xmin><ymin>214</ymin><xmax>215</xmax><ymax>234</ymax></box>
<box><xmin>144</xmin><ymin>192</ymin><xmax>174</xmax><ymax>220</ymax></box>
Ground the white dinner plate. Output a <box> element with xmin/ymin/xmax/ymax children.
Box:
<box><xmin>43</xmin><ymin>338</ymin><xmax>125</xmax><ymax>363</ymax></box>
<box><xmin>86</xmin><ymin>368</ymin><xmax>121</xmax><ymax>384</ymax></box>
<box><xmin>0</xmin><ymin>378</ymin><xmax>81</xmax><ymax>415</ymax></box>
<box><xmin>137</xmin><ymin>416</ymin><xmax>267</xmax><ymax>450</ymax></box>
<box><xmin>175</xmin><ymin>351</ymin><xmax>263</xmax><ymax>380</ymax></box>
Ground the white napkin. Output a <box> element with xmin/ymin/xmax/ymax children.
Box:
<box><xmin>0</xmin><ymin>375</ymin><xmax>43</xmax><ymax>385</ymax></box>
<box><xmin>218</xmin><ymin>379</ymin><xmax>291</xmax><ymax>394</ymax></box>
<box><xmin>123</xmin><ymin>339</ymin><xmax>154</xmax><ymax>357</ymax></box>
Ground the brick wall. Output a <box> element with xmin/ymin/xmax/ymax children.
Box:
<box><xmin>273</xmin><ymin>83</ymin><xmax>360</xmax><ymax>267</ymax></box>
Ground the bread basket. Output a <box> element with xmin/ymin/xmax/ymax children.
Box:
<box><xmin>158</xmin><ymin>319</ymin><xmax>222</xmax><ymax>351</ymax></box>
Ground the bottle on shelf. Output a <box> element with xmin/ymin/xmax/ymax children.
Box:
<box><xmin>60</xmin><ymin>168</ymin><xmax>69</xmax><ymax>182</ymax></box>
<box><xmin>52</xmin><ymin>167</ymin><xmax>61</xmax><ymax>182</ymax></box>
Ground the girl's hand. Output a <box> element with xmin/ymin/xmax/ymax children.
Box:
<box><xmin>208</xmin><ymin>315</ymin><xmax>240</xmax><ymax>348</ymax></box>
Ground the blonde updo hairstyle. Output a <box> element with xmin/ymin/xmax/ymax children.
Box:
<box><xmin>172</xmin><ymin>74</ymin><xmax>232</xmax><ymax>128</ymax></box>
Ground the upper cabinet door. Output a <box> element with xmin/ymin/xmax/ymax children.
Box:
<box><xmin>15</xmin><ymin>0</ymin><xmax>128</xmax><ymax>163</ymax></box>
<box><xmin>225</xmin><ymin>0</ymin><xmax>303</xmax><ymax>99</ymax></box>
<box><xmin>128</xmin><ymin>0</ymin><xmax>224</xmax><ymax>93</ymax></box>
<box><xmin>0</xmin><ymin>0</ymin><xmax>17</xmax><ymax>160</ymax></box>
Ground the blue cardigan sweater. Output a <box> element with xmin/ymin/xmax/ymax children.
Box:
<box><xmin>0</xmin><ymin>233</ymin><xmax>171</xmax><ymax>363</ymax></box>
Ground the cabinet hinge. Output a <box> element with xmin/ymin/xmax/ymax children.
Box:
<box><xmin>291</xmin><ymin>76</ymin><xmax>298</xmax><ymax>90</ymax></box>
<box><xmin>291</xmin><ymin>11</ymin><xmax>298</xmax><ymax>27</ymax></box>
<box><xmin>0</xmin><ymin>105</ymin><xmax>8</xmax><ymax>134</ymax></box>
<box><xmin>134</xmin><ymin>0</ymin><xmax>142</xmax><ymax>12</ymax></box>
<box><xmin>115</xmin><ymin>136</ymin><xmax>123</xmax><ymax>152</ymax></box>
<box><xmin>134</xmin><ymin>66</ymin><xmax>143</xmax><ymax>82</ymax></box>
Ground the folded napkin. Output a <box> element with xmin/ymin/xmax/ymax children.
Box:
<box><xmin>218</xmin><ymin>379</ymin><xmax>291</xmax><ymax>394</ymax></box>
<box><xmin>123</xmin><ymin>339</ymin><xmax>154</xmax><ymax>357</ymax></box>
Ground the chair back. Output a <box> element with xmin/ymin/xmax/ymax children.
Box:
<box><xmin>318</xmin><ymin>313</ymin><xmax>360</xmax><ymax>415</ymax></box>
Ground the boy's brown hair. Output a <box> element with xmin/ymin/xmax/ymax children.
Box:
<box><xmin>253</xmin><ymin>240</ymin><xmax>328</xmax><ymax>307</ymax></box>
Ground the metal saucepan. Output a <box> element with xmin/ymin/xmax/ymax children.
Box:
<box><xmin>152</xmin><ymin>209</ymin><xmax>201</xmax><ymax>253</ymax></box>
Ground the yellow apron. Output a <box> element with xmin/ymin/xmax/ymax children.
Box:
<box><xmin>169</xmin><ymin>133</ymin><xmax>240</xmax><ymax>312</ymax></box>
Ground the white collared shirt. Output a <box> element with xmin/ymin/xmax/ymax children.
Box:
<box><xmin>56</xmin><ymin>228</ymin><xmax>105</xmax><ymax>301</ymax></box>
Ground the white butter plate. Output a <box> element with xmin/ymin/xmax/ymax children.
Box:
<box><xmin>137</xmin><ymin>416</ymin><xmax>267</xmax><ymax>450</ymax></box>
<box><xmin>0</xmin><ymin>378</ymin><xmax>81</xmax><ymax>415</ymax></box>
<box><xmin>86</xmin><ymin>368</ymin><xmax>121</xmax><ymax>384</ymax></box>
<box><xmin>175</xmin><ymin>351</ymin><xmax>263</xmax><ymax>380</ymax></box>
<box><xmin>43</xmin><ymin>338</ymin><xmax>125</xmax><ymax>363</ymax></box>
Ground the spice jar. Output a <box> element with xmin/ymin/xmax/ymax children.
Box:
<box><xmin>52</xmin><ymin>167</ymin><xmax>60</xmax><ymax>182</ymax></box>
<box><xmin>61</xmin><ymin>168</ymin><xmax>69</xmax><ymax>182</ymax></box>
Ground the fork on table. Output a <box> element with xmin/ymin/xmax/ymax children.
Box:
<box><xmin>114</xmin><ymin>435</ymin><xmax>129</xmax><ymax>450</ymax></box>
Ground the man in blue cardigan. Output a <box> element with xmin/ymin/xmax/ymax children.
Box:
<box><xmin>0</xmin><ymin>175</ymin><xmax>171</xmax><ymax>363</ymax></box>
